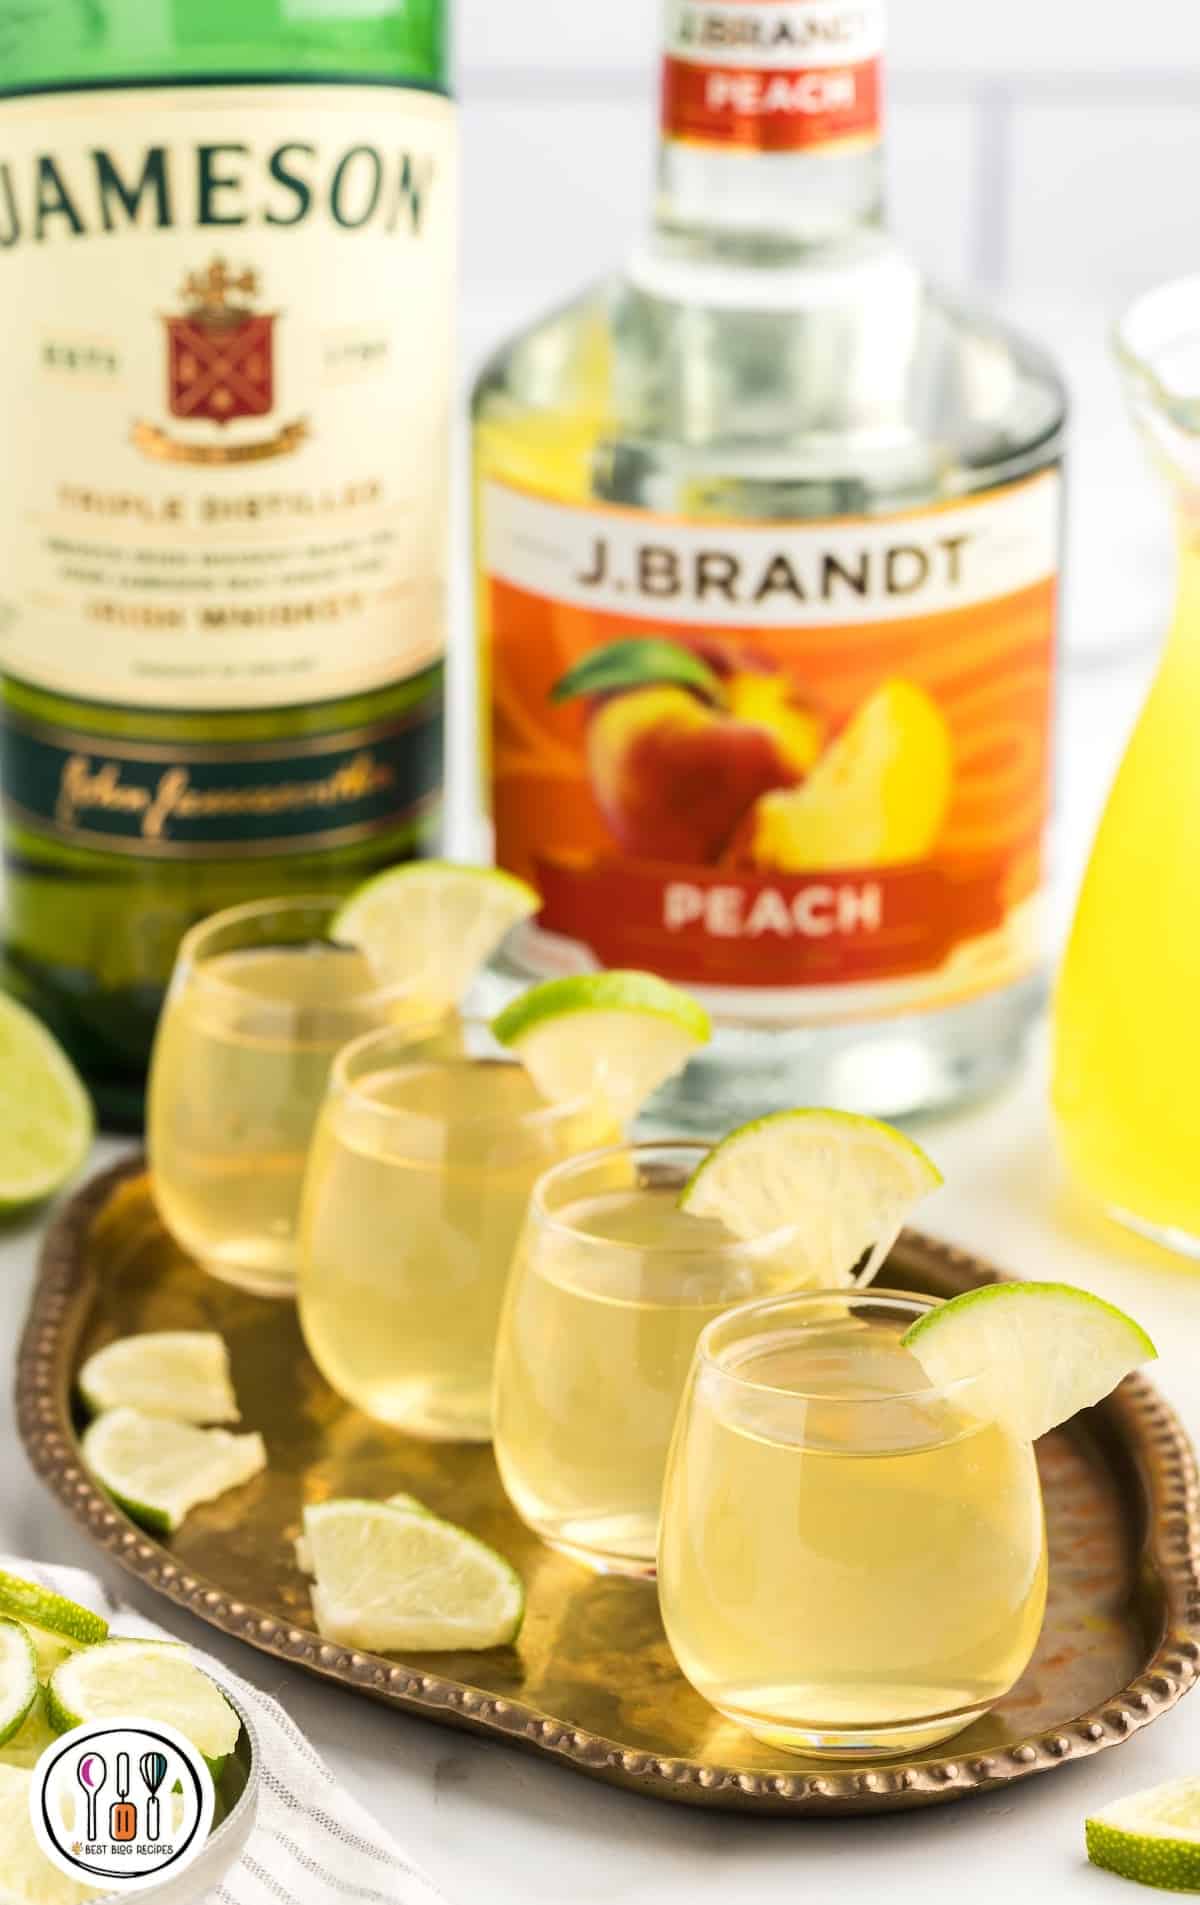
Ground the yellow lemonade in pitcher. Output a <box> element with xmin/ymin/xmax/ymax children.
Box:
<box><xmin>658</xmin><ymin>1309</ymin><xmax>1047</xmax><ymax>1755</ymax></box>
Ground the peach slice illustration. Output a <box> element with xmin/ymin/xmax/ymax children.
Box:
<box><xmin>747</xmin><ymin>679</ymin><xmax>953</xmax><ymax>872</ymax></box>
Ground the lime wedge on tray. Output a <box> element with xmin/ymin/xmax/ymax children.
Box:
<box><xmin>333</xmin><ymin>861</ymin><xmax>539</xmax><ymax>1007</ymax></box>
<box><xmin>79</xmin><ymin>1330</ymin><xmax>240</xmax><ymax>1424</ymax></box>
<box><xmin>47</xmin><ymin>1639</ymin><xmax>241</xmax><ymax>1778</ymax></box>
<box><xmin>492</xmin><ymin>971</ymin><xmax>711</xmax><ymax>1125</ymax></box>
<box><xmin>0</xmin><ymin>1624</ymin><xmax>36</xmax><ymax>1749</ymax></box>
<box><xmin>680</xmin><ymin>1109</ymin><xmax>941</xmax><ymax>1287</ymax></box>
<box><xmin>0</xmin><ymin>1762</ymin><xmax>97</xmax><ymax>1904</ymax></box>
<box><xmin>0</xmin><ymin>995</ymin><xmax>92</xmax><ymax>1212</ymax></box>
<box><xmin>294</xmin><ymin>1492</ymin><xmax>430</xmax><ymax>1575</ymax></box>
<box><xmin>903</xmin><ymin>1282</ymin><xmax>1156</xmax><ymax>1442</ymax></box>
<box><xmin>81</xmin><ymin>1408</ymin><xmax>266</xmax><ymax>1534</ymax></box>
<box><xmin>1087</xmin><ymin>1777</ymin><xmax>1200</xmax><ymax>1890</ymax></box>
<box><xmin>302</xmin><ymin>1499</ymin><xmax>524</xmax><ymax>1653</ymax></box>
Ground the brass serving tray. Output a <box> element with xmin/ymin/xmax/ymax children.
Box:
<box><xmin>16</xmin><ymin>1154</ymin><xmax>1200</xmax><ymax>1817</ymax></box>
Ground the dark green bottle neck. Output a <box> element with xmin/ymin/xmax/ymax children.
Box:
<box><xmin>0</xmin><ymin>0</ymin><xmax>450</xmax><ymax>95</ymax></box>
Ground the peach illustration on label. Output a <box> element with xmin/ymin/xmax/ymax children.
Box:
<box><xmin>744</xmin><ymin>679</ymin><xmax>953</xmax><ymax>872</ymax></box>
<box><xmin>552</xmin><ymin>636</ymin><xmax>824</xmax><ymax>864</ymax></box>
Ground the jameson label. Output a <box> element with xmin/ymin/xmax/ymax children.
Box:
<box><xmin>661</xmin><ymin>0</ymin><xmax>886</xmax><ymax>153</ymax></box>
<box><xmin>481</xmin><ymin>471</ymin><xmax>1060</xmax><ymax>1021</ymax></box>
<box><xmin>0</xmin><ymin>84</ymin><xmax>455</xmax><ymax>711</ymax></box>
<box><xmin>1</xmin><ymin>684</ymin><xmax>443</xmax><ymax>856</ymax></box>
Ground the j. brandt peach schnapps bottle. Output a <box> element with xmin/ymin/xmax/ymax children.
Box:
<box><xmin>473</xmin><ymin>0</ymin><xmax>1066</xmax><ymax>1130</ymax></box>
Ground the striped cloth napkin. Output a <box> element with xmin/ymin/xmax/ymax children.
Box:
<box><xmin>3</xmin><ymin>1555</ymin><xmax>447</xmax><ymax>1905</ymax></box>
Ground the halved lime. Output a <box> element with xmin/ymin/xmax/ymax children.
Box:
<box><xmin>903</xmin><ymin>1282</ymin><xmax>1156</xmax><ymax>1442</ymax></box>
<box><xmin>294</xmin><ymin>1492</ymin><xmax>430</xmax><ymax>1575</ymax></box>
<box><xmin>0</xmin><ymin>1762</ymin><xmax>97</xmax><ymax>1903</ymax></box>
<box><xmin>333</xmin><ymin>861</ymin><xmax>539</xmax><ymax>1008</ymax></box>
<box><xmin>0</xmin><ymin>1624</ymin><xmax>36</xmax><ymax>1749</ymax></box>
<box><xmin>0</xmin><ymin>1689</ymin><xmax>57</xmax><ymax>1771</ymax></box>
<box><xmin>47</xmin><ymin>1639</ymin><xmax>240</xmax><ymax>1777</ymax></box>
<box><xmin>80</xmin><ymin>1407</ymin><xmax>267</xmax><ymax>1534</ymax></box>
<box><xmin>78</xmin><ymin>1330</ymin><xmax>239</xmax><ymax>1424</ymax></box>
<box><xmin>0</xmin><ymin>996</ymin><xmax>92</xmax><ymax>1212</ymax></box>
<box><xmin>491</xmin><ymin>971</ymin><xmax>711</xmax><ymax>1125</ymax></box>
<box><xmin>0</xmin><ymin>1575</ymin><xmax>106</xmax><ymax>1658</ymax></box>
<box><xmin>680</xmin><ymin>1109</ymin><xmax>942</xmax><ymax>1287</ymax></box>
<box><xmin>303</xmin><ymin>1499</ymin><xmax>524</xmax><ymax>1652</ymax></box>
<box><xmin>1087</xmin><ymin>1777</ymin><xmax>1200</xmax><ymax>1890</ymax></box>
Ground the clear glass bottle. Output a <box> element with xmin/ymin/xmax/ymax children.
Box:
<box><xmin>473</xmin><ymin>0</ymin><xmax>1066</xmax><ymax>1133</ymax></box>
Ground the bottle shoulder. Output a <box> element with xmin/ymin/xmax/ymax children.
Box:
<box><xmin>472</xmin><ymin>264</ymin><xmax>1066</xmax><ymax>513</ymax></box>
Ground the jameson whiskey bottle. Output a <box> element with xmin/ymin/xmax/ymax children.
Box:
<box><xmin>0</xmin><ymin>0</ymin><xmax>453</xmax><ymax>1125</ymax></box>
<box><xmin>474</xmin><ymin>0</ymin><xmax>1066</xmax><ymax>1130</ymax></box>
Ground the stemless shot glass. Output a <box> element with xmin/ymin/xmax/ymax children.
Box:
<box><xmin>658</xmin><ymin>1291</ymin><xmax>1048</xmax><ymax>1759</ymax></box>
<box><xmin>297</xmin><ymin>1022</ymin><xmax>618</xmax><ymax>1441</ymax></box>
<box><xmin>492</xmin><ymin>1141</ymin><xmax>802</xmax><ymax>1577</ymax></box>
<box><xmin>148</xmin><ymin>896</ymin><xmax>433</xmax><ymax>1298</ymax></box>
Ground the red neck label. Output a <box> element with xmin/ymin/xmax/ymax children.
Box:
<box><xmin>661</xmin><ymin>0</ymin><xmax>885</xmax><ymax>154</ymax></box>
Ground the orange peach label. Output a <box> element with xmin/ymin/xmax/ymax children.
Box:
<box><xmin>481</xmin><ymin>470</ymin><xmax>1061</xmax><ymax>1018</ymax></box>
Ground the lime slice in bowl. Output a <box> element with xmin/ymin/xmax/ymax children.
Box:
<box><xmin>0</xmin><ymin>1623</ymin><xmax>37</xmax><ymax>1749</ymax></box>
<box><xmin>0</xmin><ymin>995</ymin><xmax>92</xmax><ymax>1212</ymax></box>
<box><xmin>0</xmin><ymin>1762</ymin><xmax>98</xmax><ymax>1903</ymax></box>
<box><xmin>0</xmin><ymin>1574</ymin><xmax>107</xmax><ymax>1660</ymax></box>
<box><xmin>78</xmin><ymin>1330</ymin><xmax>239</xmax><ymax>1423</ymax></box>
<box><xmin>81</xmin><ymin>1408</ymin><xmax>267</xmax><ymax>1534</ymax></box>
<box><xmin>303</xmin><ymin>1499</ymin><xmax>523</xmax><ymax>1652</ymax></box>
<box><xmin>1087</xmin><ymin>1778</ymin><xmax>1200</xmax><ymax>1890</ymax></box>
<box><xmin>492</xmin><ymin>971</ymin><xmax>711</xmax><ymax>1126</ymax></box>
<box><xmin>333</xmin><ymin>861</ymin><xmax>539</xmax><ymax>1007</ymax></box>
<box><xmin>47</xmin><ymin>1639</ymin><xmax>241</xmax><ymax>1778</ymax></box>
<box><xmin>680</xmin><ymin>1109</ymin><xmax>942</xmax><ymax>1287</ymax></box>
<box><xmin>903</xmin><ymin>1282</ymin><xmax>1156</xmax><ymax>1442</ymax></box>
<box><xmin>0</xmin><ymin>1689</ymin><xmax>57</xmax><ymax>1770</ymax></box>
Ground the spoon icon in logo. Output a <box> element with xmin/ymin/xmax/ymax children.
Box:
<box><xmin>75</xmin><ymin>1752</ymin><xmax>106</xmax><ymax>1842</ymax></box>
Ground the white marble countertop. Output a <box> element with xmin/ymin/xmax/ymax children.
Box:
<box><xmin>2</xmin><ymin>300</ymin><xmax>1193</xmax><ymax>1903</ymax></box>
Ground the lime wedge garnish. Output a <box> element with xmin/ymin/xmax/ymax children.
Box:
<box><xmin>0</xmin><ymin>1574</ymin><xmax>107</xmax><ymax>1655</ymax></box>
<box><xmin>0</xmin><ymin>1624</ymin><xmax>36</xmax><ymax>1749</ymax></box>
<box><xmin>679</xmin><ymin>1109</ymin><xmax>942</xmax><ymax>1287</ymax></box>
<box><xmin>78</xmin><ymin>1330</ymin><xmax>239</xmax><ymax>1424</ymax></box>
<box><xmin>303</xmin><ymin>1499</ymin><xmax>524</xmax><ymax>1652</ymax></box>
<box><xmin>47</xmin><ymin>1639</ymin><xmax>240</xmax><ymax>1776</ymax></box>
<box><xmin>81</xmin><ymin>1407</ymin><xmax>267</xmax><ymax>1534</ymax></box>
<box><xmin>0</xmin><ymin>995</ymin><xmax>92</xmax><ymax>1211</ymax></box>
<box><xmin>491</xmin><ymin>971</ymin><xmax>711</xmax><ymax>1125</ymax></box>
<box><xmin>332</xmin><ymin>861</ymin><xmax>539</xmax><ymax>1008</ymax></box>
<box><xmin>294</xmin><ymin>1492</ymin><xmax>430</xmax><ymax>1575</ymax></box>
<box><xmin>0</xmin><ymin>1689</ymin><xmax>57</xmax><ymax>1771</ymax></box>
<box><xmin>903</xmin><ymin>1282</ymin><xmax>1156</xmax><ymax>1442</ymax></box>
<box><xmin>1087</xmin><ymin>1778</ymin><xmax>1200</xmax><ymax>1890</ymax></box>
<box><xmin>0</xmin><ymin>1763</ymin><xmax>97</xmax><ymax>1903</ymax></box>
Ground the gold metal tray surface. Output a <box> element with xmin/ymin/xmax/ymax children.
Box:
<box><xmin>16</xmin><ymin>1154</ymin><xmax>1200</xmax><ymax>1817</ymax></box>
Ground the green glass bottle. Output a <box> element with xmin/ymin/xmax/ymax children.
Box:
<box><xmin>0</xmin><ymin>0</ymin><xmax>454</xmax><ymax>1126</ymax></box>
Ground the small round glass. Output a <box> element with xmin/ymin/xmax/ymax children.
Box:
<box><xmin>492</xmin><ymin>1140</ymin><xmax>802</xmax><ymax>1577</ymax></box>
<box><xmin>658</xmin><ymin>1290</ymin><xmax>1048</xmax><ymax>1759</ymax></box>
<box><xmin>297</xmin><ymin>1020</ymin><xmax>619</xmax><ymax>1441</ymax></box>
<box><xmin>147</xmin><ymin>896</ymin><xmax>434</xmax><ymax>1298</ymax></box>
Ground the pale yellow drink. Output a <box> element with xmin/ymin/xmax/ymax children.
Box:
<box><xmin>492</xmin><ymin>1143</ymin><xmax>802</xmax><ymax>1575</ymax></box>
<box><xmin>298</xmin><ymin>1027</ymin><xmax>617</xmax><ymax>1441</ymax></box>
<box><xmin>658</xmin><ymin>1292</ymin><xmax>1047</xmax><ymax>1757</ymax></box>
<box><xmin>148</xmin><ymin>897</ymin><xmax>424</xmax><ymax>1298</ymax></box>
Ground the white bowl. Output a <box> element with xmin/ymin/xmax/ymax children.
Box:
<box><xmin>92</xmin><ymin>1694</ymin><xmax>260</xmax><ymax>1905</ymax></box>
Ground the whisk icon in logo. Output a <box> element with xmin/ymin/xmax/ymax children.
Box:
<box><xmin>31</xmin><ymin>1717</ymin><xmax>215</xmax><ymax>1891</ymax></box>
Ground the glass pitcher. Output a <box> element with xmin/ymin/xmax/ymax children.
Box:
<box><xmin>1053</xmin><ymin>276</ymin><xmax>1200</xmax><ymax>1254</ymax></box>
